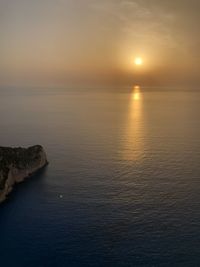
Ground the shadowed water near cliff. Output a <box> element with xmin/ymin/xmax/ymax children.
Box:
<box><xmin>0</xmin><ymin>86</ymin><xmax>200</xmax><ymax>266</ymax></box>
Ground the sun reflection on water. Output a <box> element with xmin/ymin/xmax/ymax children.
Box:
<box><xmin>132</xmin><ymin>86</ymin><xmax>141</xmax><ymax>101</ymax></box>
<box><xmin>121</xmin><ymin>85</ymin><xmax>145</xmax><ymax>161</ymax></box>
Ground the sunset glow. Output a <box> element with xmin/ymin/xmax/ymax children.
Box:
<box><xmin>0</xmin><ymin>1</ymin><xmax>200</xmax><ymax>266</ymax></box>
<box><xmin>0</xmin><ymin>1</ymin><xmax>200</xmax><ymax>86</ymax></box>
<box><xmin>134</xmin><ymin>58</ymin><xmax>143</xmax><ymax>66</ymax></box>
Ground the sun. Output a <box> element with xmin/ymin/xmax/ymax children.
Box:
<box><xmin>134</xmin><ymin>57</ymin><xmax>143</xmax><ymax>66</ymax></box>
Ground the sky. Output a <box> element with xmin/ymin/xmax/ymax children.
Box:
<box><xmin>0</xmin><ymin>0</ymin><xmax>200</xmax><ymax>87</ymax></box>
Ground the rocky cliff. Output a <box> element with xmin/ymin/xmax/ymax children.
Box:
<box><xmin>0</xmin><ymin>145</ymin><xmax>48</xmax><ymax>203</ymax></box>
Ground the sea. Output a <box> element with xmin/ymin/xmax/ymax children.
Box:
<box><xmin>0</xmin><ymin>86</ymin><xmax>200</xmax><ymax>267</ymax></box>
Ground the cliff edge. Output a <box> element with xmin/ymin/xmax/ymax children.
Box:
<box><xmin>0</xmin><ymin>145</ymin><xmax>48</xmax><ymax>203</ymax></box>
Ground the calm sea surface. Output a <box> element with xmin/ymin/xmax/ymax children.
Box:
<box><xmin>0</xmin><ymin>86</ymin><xmax>200</xmax><ymax>267</ymax></box>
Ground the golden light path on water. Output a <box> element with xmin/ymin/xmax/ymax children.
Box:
<box><xmin>121</xmin><ymin>85</ymin><xmax>145</xmax><ymax>162</ymax></box>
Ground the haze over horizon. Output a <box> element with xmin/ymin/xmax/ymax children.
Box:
<box><xmin>1</xmin><ymin>0</ymin><xmax>200</xmax><ymax>87</ymax></box>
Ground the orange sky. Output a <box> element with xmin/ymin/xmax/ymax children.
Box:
<box><xmin>1</xmin><ymin>0</ymin><xmax>200</xmax><ymax>87</ymax></box>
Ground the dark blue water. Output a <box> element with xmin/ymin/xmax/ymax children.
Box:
<box><xmin>0</xmin><ymin>86</ymin><xmax>200</xmax><ymax>267</ymax></box>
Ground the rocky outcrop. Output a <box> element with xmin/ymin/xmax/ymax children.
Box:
<box><xmin>0</xmin><ymin>145</ymin><xmax>48</xmax><ymax>203</ymax></box>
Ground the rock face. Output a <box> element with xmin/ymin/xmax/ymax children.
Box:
<box><xmin>0</xmin><ymin>145</ymin><xmax>48</xmax><ymax>203</ymax></box>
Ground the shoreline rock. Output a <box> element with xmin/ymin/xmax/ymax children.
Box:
<box><xmin>0</xmin><ymin>145</ymin><xmax>48</xmax><ymax>203</ymax></box>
